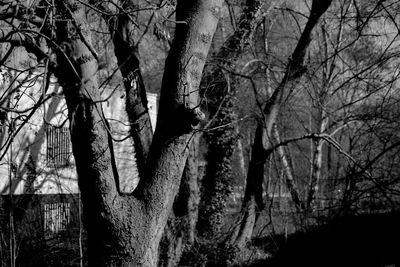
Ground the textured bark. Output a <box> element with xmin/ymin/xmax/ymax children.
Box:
<box><xmin>99</xmin><ymin>2</ymin><xmax>202</xmax><ymax>262</ymax></box>
<box><xmin>159</xmin><ymin>214</ymin><xmax>184</xmax><ymax>267</ymax></box>
<box><xmin>50</xmin><ymin>0</ymin><xmax>222</xmax><ymax>266</ymax></box>
<box><xmin>53</xmin><ymin>2</ymin><xmax>124</xmax><ymax>264</ymax></box>
<box><xmin>137</xmin><ymin>1</ymin><xmax>222</xmax><ymax>263</ymax></box>
<box><xmin>159</xmin><ymin>135</ymin><xmax>200</xmax><ymax>267</ymax></box>
<box><xmin>198</xmin><ymin>91</ymin><xmax>238</xmax><ymax>238</ymax></box>
<box><xmin>174</xmin><ymin>134</ymin><xmax>201</xmax><ymax>244</ymax></box>
<box><xmin>216</xmin><ymin>0</ymin><xmax>265</xmax><ymax>61</ymax></box>
<box><xmin>198</xmin><ymin>0</ymin><xmax>265</xmax><ymax>240</ymax></box>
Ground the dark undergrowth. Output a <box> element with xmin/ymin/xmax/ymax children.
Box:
<box><xmin>248</xmin><ymin>211</ymin><xmax>400</xmax><ymax>267</ymax></box>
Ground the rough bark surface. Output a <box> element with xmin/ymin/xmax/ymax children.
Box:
<box><xmin>198</xmin><ymin>0</ymin><xmax>265</xmax><ymax>239</ymax></box>
<box><xmin>51</xmin><ymin>0</ymin><xmax>222</xmax><ymax>266</ymax></box>
<box><xmin>53</xmin><ymin>2</ymin><xmax>125</xmax><ymax>264</ymax></box>
<box><xmin>159</xmin><ymin>135</ymin><xmax>200</xmax><ymax>267</ymax></box>
<box><xmin>174</xmin><ymin>134</ymin><xmax>201</xmax><ymax>244</ymax></box>
<box><xmin>198</xmin><ymin>91</ymin><xmax>238</xmax><ymax>238</ymax></box>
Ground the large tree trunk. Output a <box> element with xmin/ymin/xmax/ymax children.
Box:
<box><xmin>54</xmin><ymin>2</ymin><xmax>129</xmax><ymax>264</ymax></box>
<box><xmin>159</xmin><ymin>214</ymin><xmax>184</xmax><ymax>267</ymax></box>
<box><xmin>197</xmin><ymin>91</ymin><xmax>238</xmax><ymax>238</ymax></box>
<box><xmin>52</xmin><ymin>0</ymin><xmax>222</xmax><ymax>266</ymax></box>
<box><xmin>197</xmin><ymin>0</ymin><xmax>265</xmax><ymax>240</ymax></box>
<box><xmin>101</xmin><ymin>2</ymin><xmax>202</xmax><ymax>263</ymax></box>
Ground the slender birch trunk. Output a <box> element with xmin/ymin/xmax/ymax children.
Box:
<box><xmin>307</xmin><ymin>112</ymin><xmax>329</xmax><ymax>211</ymax></box>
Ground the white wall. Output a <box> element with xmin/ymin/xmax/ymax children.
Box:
<box><xmin>0</xmin><ymin>73</ymin><xmax>157</xmax><ymax>195</ymax></box>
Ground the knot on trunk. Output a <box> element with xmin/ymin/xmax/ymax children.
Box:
<box><xmin>176</xmin><ymin>105</ymin><xmax>205</xmax><ymax>127</ymax></box>
<box><xmin>188</xmin><ymin>107</ymin><xmax>205</xmax><ymax>127</ymax></box>
<box><xmin>168</xmin><ymin>105</ymin><xmax>205</xmax><ymax>136</ymax></box>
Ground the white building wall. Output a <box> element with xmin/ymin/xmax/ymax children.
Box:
<box><xmin>0</xmin><ymin>74</ymin><xmax>157</xmax><ymax>195</ymax></box>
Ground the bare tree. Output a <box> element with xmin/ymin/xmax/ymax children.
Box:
<box><xmin>230</xmin><ymin>0</ymin><xmax>333</xmax><ymax>247</ymax></box>
<box><xmin>0</xmin><ymin>0</ymin><xmax>222</xmax><ymax>265</ymax></box>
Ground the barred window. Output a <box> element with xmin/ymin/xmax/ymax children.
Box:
<box><xmin>46</xmin><ymin>125</ymin><xmax>71</xmax><ymax>166</ymax></box>
<box><xmin>43</xmin><ymin>202</ymin><xmax>70</xmax><ymax>238</ymax></box>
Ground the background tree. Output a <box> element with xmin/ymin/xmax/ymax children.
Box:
<box><xmin>1</xmin><ymin>0</ymin><xmax>400</xmax><ymax>266</ymax></box>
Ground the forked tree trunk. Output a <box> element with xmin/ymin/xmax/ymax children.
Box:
<box><xmin>97</xmin><ymin>2</ymin><xmax>203</xmax><ymax>263</ymax></box>
<box><xmin>53</xmin><ymin>0</ymin><xmax>222</xmax><ymax>266</ymax></box>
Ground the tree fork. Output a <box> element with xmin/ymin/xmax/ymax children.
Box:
<box><xmin>50</xmin><ymin>0</ymin><xmax>222</xmax><ymax>265</ymax></box>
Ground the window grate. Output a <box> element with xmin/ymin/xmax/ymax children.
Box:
<box><xmin>43</xmin><ymin>202</ymin><xmax>70</xmax><ymax>238</ymax></box>
<box><xmin>46</xmin><ymin>126</ymin><xmax>71</xmax><ymax>166</ymax></box>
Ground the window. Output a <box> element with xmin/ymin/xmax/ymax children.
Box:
<box><xmin>46</xmin><ymin>125</ymin><xmax>71</xmax><ymax>166</ymax></box>
<box><xmin>43</xmin><ymin>202</ymin><xmax>70</xmax><ymax>238</ymax></box>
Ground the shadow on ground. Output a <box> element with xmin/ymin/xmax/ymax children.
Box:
<box><xmin>249</xmin><ymin>212</ymin><xmax>400</xmax><ymax>267</ymax></box>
